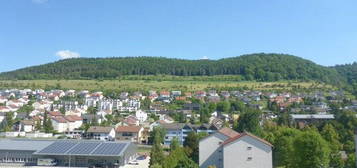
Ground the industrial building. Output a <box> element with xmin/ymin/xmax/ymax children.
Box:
<box><xmin>0</xmin><ymin>139</ymin><xmax>137</xmax><ymax>167</ymax></box>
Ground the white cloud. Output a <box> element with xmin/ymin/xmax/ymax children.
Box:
<box><xmin>32</xmin><ymin>0</ymin><xmax>48</xmax><ymax>4</ymax></box>
<box><xmin>56</xmin><ymin>50</ymin><xmax>81</xmax><ymax>59</ymax></box>
<box><xmin>201</xmin><ymin>56</ymin><xmax>209</xmax><ymax>60</ymax></box>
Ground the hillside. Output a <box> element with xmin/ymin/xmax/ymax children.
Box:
<box><xmin>0</xmin><ymin>53</ymin><xmax>344</xmax><ymax>85</ymax></box>
<box><xmin>334</xmin><ymin>63</ymin><xmax>357</xmax><ymax>84</ymax></box>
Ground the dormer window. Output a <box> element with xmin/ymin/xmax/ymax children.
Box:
<box><xmin>247</xmin><ymin>157</ymin><xmax>252</xmax><ymax>161</ymax></box>
<box><xmin>247</xmin><ymin>146</ymin><xmax>252</xmax><ymax>150</ymax></box>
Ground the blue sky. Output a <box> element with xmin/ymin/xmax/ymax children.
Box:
<box><xmin>1</xmin><ymin>0</ymin><xmax>357</xmax><ymax>72</ymax></box>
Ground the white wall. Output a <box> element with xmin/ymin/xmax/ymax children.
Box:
<box><xmin>23</xmin><ymin>125</ymin><xmax>33</xmax><ymax>132</ymax></box>
<box><xmin>223</xmin><ymin>136</ymin><xmax>272</xmax><ymax>168</ymax></box>
<box><xmin>199</xmin><ymin>133</ymin><xmax>229</xmax><ymax>168</ymax></box>
<box><xmin>51</xmin><ymin>120</ymin><xmax>67</xmax><ymax>133</ymax></box>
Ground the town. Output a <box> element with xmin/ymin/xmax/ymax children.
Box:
<box><xmin>0</xmin><ymin>86</ymin><xmax>356</xmax><ymax>168</ymax></box>
<box><xmin>2</xmin><ymin>0</ymin><xmax>357</xmax><ymax>167</ymax></box>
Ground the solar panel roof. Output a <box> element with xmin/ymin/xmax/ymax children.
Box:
<box><xmin>91</xmin><ymin>143</ymin><xmax>127</xmax><ymax>156</ymax></box>
<box><xmin>34</xmin><ymin>140</ymin><xmax>131</xmax><ymax>156</ymax></box>
<box><xmin>37</xmin><ymin>141</ymin><xmax>78</xmax><ymax>154</ymax></box>
<box><xmin>67</xmin><ymin>142</ymin><xmax>101</xmax><ymax>155</ymax></box>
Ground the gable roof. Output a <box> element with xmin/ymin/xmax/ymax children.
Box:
<box><xmin>87</xmin><ymin>126</ymin><xmax>113</xmax><ymax>133</ymax></box>
<box><xmin>218</xmin><ymin>127</ymin><xmax>240</xmax><ymax>138</ymax></box>
<box><xmin>222</xmin><ymin>132</ymin><xmax>273</xmax><ymax>147</ymax></box>
<box><xmin>116</xmin><ymin>126</ymin><xmax>142</xmax><ymax>133</ymax></box>
<box><xmin>161</xmin><ymin>123</ymin><xmax>186</xmax><ymax>130</ymax></box>
<box><xmin>64</xmin><ymin>115</ymin><xmax>83</xmax><ymax>122</ymax></box>
<box><xmin>51</xmin><ymin>116</ymin><xmax>67</xmax><ymax>123</ymax></box>
<box><xmin>49</xmin><ymin>111</ymin><xmax>63</xmax><ymax>116</ymax></box>
<box><xmin>21</xmin><ymin>120</ymin><xmax>34</xmax><ymax>125</ymax></box>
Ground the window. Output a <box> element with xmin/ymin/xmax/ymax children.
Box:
<box><xmin>247</xmin><ymin>146</ymin><xmax>252</xmax><ymax>150</ymax></box>
<box><xmin>123</xmin><ymin>132</ymin><xmax>133</xmax><ymax>136</ymax></box>
<box><xmin>247</xmin><ymin>157</ymin><xmax>252</xmax><ymax>161</ymax></box>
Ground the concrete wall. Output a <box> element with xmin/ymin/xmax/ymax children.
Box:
<box><xmin>199</xmin><ymin>133</ymin><xmax>228</xmax><ymax>168</ymax></box>
<box><xmin>223</xmin><ymin>136</ymin><xmax>272</xmax><ymax>168</ymax></box>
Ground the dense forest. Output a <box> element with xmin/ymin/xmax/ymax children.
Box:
<box><xmin>0</xmin><ymin>53</ymin><xmax>348</xmax><ymax>85</ymax></box>
<box><xmin>335</xmin><ymin>63</ymin><xmax>357</xmax><ymax>84</ymax></box>
<box><xmin>334</xmin><ymin>63</ymin><xmax>357</xmax><ymax>95</ymax></box>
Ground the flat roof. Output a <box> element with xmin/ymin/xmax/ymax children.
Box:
<box><xmin>290</xmin><ymin>114</ymin><xmax>335</xmax><ymax>119</ymax></box>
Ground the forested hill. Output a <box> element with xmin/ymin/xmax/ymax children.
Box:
<box><xmin>0</xmin><ymin>53</ymin><xmax>344</xmax><ymax>84</ymax></box>
<box><xmin>334</xmin><ymin>63</ymin><xmax>357</xmax><ymax>84</ymax></box>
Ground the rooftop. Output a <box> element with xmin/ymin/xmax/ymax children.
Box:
<box><xmin>87</xmin><ymin>126</ymin><xmax>113</xmax><ymax>133</ymax></box>
<box><xmin>116</xmin><ymin>126</ymin><xmax>143</xmax><ymax>133</ymax></box>
<box><xmin>290</xmin><ymin>114</ymin><xmax>335</xmax><ymax>119</ymax></box>
<box><xmin>0</xmin><ymin>139</ymin><xmax>133</xmax><ymax>157</ymax></box>
<box><xmin>218</xmin><ymin>127</ymin><xmax>240</xmax><ymax>138</ymax></box>
<box><xmin>222</xmin><ymin>132</ymin><xmax>273</xmax><ymax>147</ymax></box>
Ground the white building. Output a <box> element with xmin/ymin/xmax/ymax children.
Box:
<box><xmin>51</xmin><ymin>116</ymin><xmax>68</xmax><ymax>133</ymax></box>
<box><xmin>51</xmin><ymin>115</ymin><xmax>83</xmax><ymax>133</ymax></box>
<box><xmin>0</xmin><ymin>106</ymin><xmax>11</xmax><ymax>113</ymax></box>
<box><xmin>135</xmin><ymin>110</ymin><xmax>148</xmax><ymax>122</ymax></box>
<box><xmin>199</xmin><ymin>128</ymin><xmax>273</xmax><ymax>168</ymax></box>
<box><xmin>19</xmin><ymin>120</ymin><xmax>34</xmax><ymax>133</ymax></box>
<box><xmin>85</xmin><ymin>126</ymin><xmax>116</xmax><ymax>141</ymax></box>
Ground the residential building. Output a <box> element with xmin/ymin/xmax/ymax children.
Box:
<box><xmin>122</xmin><ymin>115</ymin><xmax>140</xmax><ymax>126</ymax></box>
<box><xmin>199</xmin><ymin>128</ymin><xmax>273</xmax><ymax>168</ymax></box>
<box><xmin>161</xmin><ymin>123</ymin><xmax>193</xmax><ymax>145</ymax></box>
<box><xmin>19</xmin><ymin>120</ymin><xmax>34</xmax><ymax>132</ymax></box>
<box><xmin>160</xmin><ymin>123</ymin><xmax>218</xmax><ymax>145</ymax></box>
<box><xmin>116</xmin><ymin>126</ymin><xmax>144</xmax><ymax>143</ymax></box>
<box><xmin>135</xmin><ymin>110</ymin><xmax>148</xmax><ymax>122</ymax></box>
<box><xmin>50</xmin><ymin>115</ymin><xmax>83</xmax><ymax>133</ymax></box>
<box><xmin>51</xmin><ymin>116</ymin><xmax>68</xmax><ymax>133</ymax></box>
<box><xmin>85</xmin><ymin>126</ymin><xmax>115</xmax><ymax>141</ymax></box>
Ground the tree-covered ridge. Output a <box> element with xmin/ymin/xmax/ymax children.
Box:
<box><xmin>0</xmin><ymin>53</ymin><xmax>344</xmax><ymax>84</ymax></box>
<box><xmin>334</xmin><ymin>62</ymin><xmax>357</xmax><ymax>84</ymax></box>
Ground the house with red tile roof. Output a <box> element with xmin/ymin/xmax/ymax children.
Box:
<box><xmin>121</xmin><ymin>115</ymin><xmax>140</xmax><ymax>126</ymax></box>
<box><xmin>50</xmin><ymin>114</ymin><xmax>83</xmax><ymax>133</ymax></box>
<box><xmin>0</xmin><ymin>106</ymin><xmax>11</xmax><ymax>113</ymax></box>
<box><xmin>199</xmin><ymin>128</ymin><xmax>272</xmax><ymax>168</ymax></box>
<box><xmin>116</xmin><ymin>126</ymin><xmax>144</xmax><ymax>143</ymax></box>
<box><xmin>49</xmin><ymin>111</ymin><xmax>63</xmax><ymax>117</ymax></box>
<box><xmin>159</xmin><ymin>91</ymin><xmax>170</xmax><ymax>98</ymax></box>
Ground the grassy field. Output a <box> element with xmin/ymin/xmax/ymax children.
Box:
<box><xmin>0</xmin><ymin>77</ymin><xmax>334</xmax><ymax>92</ymax></box>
